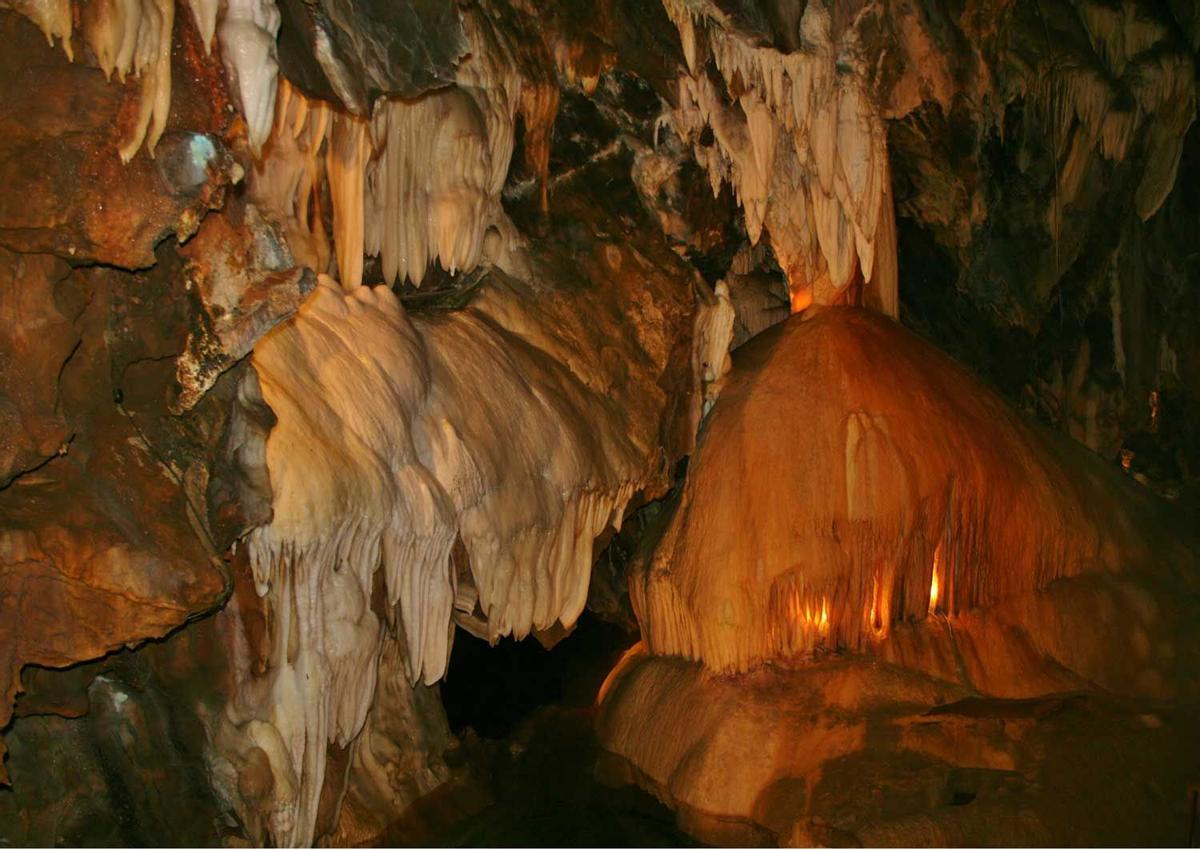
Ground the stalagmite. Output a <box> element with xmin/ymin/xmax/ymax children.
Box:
<box><xmin>600</xmin><ymin>308</ymin><xmax>1199</xmax><ymax>847</ymax></box>
<box><xmin>632</xmin><ymin>307</ymin><xmax>1191</xmax><ymax>690</ymax></box>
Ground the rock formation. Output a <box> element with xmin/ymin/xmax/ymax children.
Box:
<box><xmin>0</xmin><ymin>0</ymin><xmax>1196</xmax><ymax>845</ymax></box>
<box><xmin>599</xmin><ymin>307</ymin><xmax>1200</xmax><ymax>844</ymax></box>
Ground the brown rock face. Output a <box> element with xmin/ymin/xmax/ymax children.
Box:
<box><xmin>0</xmin><ymin>250</ymin><xmax>237</xmax><ymax>784</ymax></box>
<box><xmin>0</xmin><ymin>5</ymin><xmax>297</xmax><ymax>793</ymax></box>
<box><xmin>0</xmin><ymin>249</ymin><xmax>76</xmax><ymax>486</ymax></box>
<box><xmin>0</xmin><ymin>10</ymin><xmax>233</xmax><ymax>268</ymax></box>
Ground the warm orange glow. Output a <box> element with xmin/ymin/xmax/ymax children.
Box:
<box><xmin>789</xmin><ymin>283</ymin><xmax>814</xmax><ymax>314</ymax></box>
<box><xmin>867</xmin><ymin>570</ymin><xmax>888</xmax><ymax>638</ymax></box>
<box><xmin>596</xmin><ymin>640</ymin><xmax>646</xmax><ymax>706</ymax></box>
<box><xmin>929</xmin><ymin>543</ymin><xmax>943</xmax><ymax>615</ymax></box>
<box><xmin>787</xmin><ymin>592</ymin><xmax>831</xmax><ymax>635</ymax></box>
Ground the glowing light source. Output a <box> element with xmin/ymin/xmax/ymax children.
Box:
<box><xmin>867</xmin><ymin>570</ymin><xmax>887</xmax><ymax>637</ymax></box>
<box><xmin>929</xmin><ymin>543</ymin><xmax>942</xmax><ymax>615</ymax></box>
<box><xmin>786</xmin><ymin>592</ymin><xmax>831</xmax><ymax>635</ymax></box>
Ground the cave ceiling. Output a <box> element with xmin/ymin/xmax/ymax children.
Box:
<box><xmin>0</xmin><ymin>0</ymin><xmax>1197</xmax><ymax>845</ymax></box>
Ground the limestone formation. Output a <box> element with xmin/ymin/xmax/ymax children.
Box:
<box><xmin>0</xmin><ymin>0</ymin><xmax>1196</xmax><ymax>845</ymax></box>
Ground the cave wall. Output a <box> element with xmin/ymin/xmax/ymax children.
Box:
<box><xmin>0</xmin><ymin>0</ymin><xmax>1195</xmax><ymax>845</ymax></box>
<box><xmin>886</xmin><ymin>0</ymin><xmax>1200</xmax><ymax>495</ymax></box>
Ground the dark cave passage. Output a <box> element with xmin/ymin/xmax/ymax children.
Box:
<box><xmin>440</xmin><ymin>613</ymin><xmax>633</xmax><ymax>739</ymax></box>
<box><xmin>385</xmin><ymin>615</ymin><xmax>695</xmax><ymax>847</ymax></box>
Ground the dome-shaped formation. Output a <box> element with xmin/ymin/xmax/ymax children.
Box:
<box><xmin>632</xmin><ymin>307</ymin><xmax>1189</xmax><ymax>681</ymax></box>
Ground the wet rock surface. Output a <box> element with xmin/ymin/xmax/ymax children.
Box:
<box><xmin>0</xmin><ymin>0</ymin><xmax>1196</xmax><ymax>844</ymax></box>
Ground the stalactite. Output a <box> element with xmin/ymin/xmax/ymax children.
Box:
<box><xmin>184</xmin><ymin>0</ymin><xmax>216</xmax><ymax>52</ymax></box>
<box><xmin>249</xmin><ymin>79</ymin><xmax>333</xmax><ymax>276</ymax></box>
<box><xmin>361</xmin><ymin>1</ymin><xmax>554</xmax><ymax>287</ymax></box>
<box><xmin>1030</xmin><ymin>3</ymin><xmax>1196</xmax><ymax>223</ymax></box>
<box><xmin>693</xmin><ymin>281</ymin><xmax>734</xmax><ymax>419</ymax></box>
<box><xmin>242</xmin><ymin>1</ymin><xmax>558</xmax><ymax>289</ymax></box>
<box><xmin>5</xmin><ymin>0</ymin><xmax>286</xmax><ymax>159</ymax></box>
<box><xmin>658</xmin><ymin>0</ymin><xmax>898</xmax><ymax>317</ymax></box>
<box><xmin>2</xmin><ymin>0</ymin><xmax>72</xmax><ymax>57</ymax></box>
<box><xmin>211</xmin><ymin>261</ymin><xmax>728</xmax><ymax>845</ymax></box>
<box><xmin>218</xmin><ymin>0</ymin><xmax>282</xmax><ymax>155</ymax></box>
<box><xmin>326</xmin><ymin>113</ymin><xmax>368</xmax><ymax>289</ymax></box>
<box><xmin>364</xmin><ymin>90</ymin><xmax>494</xmax><ymax>287</ymax></box>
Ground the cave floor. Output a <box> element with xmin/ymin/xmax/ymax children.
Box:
<box><xmin>375</xmin><ymin>616</ymin><xmax>697</xmax><ymax>847</ymax></box>
<box><xmin>374</xmin><ymin>703</ymin><xmax>696</xmax><ymax>848</ymax></box>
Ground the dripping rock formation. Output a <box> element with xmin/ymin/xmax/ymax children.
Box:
<box><xmin>598</xmin><ymin>309</ymin><xmax>1200</xmax><ymax>843</ymax></box>
<box><xmin>0</xmin><ymin>0</ymin><xmax>1197</xmax><ymax>846</ymax></box>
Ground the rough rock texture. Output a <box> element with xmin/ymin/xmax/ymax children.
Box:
<box><xmin>598</xmin><ymin>651</ymin><xmax>1200</xmax><ymax>846</ymax></box>
<box><xmin>0</xmin><ymin>0</ymin><xmax>1197</xmax><ymax>844</ymax></box>
<box><xmin>275</xmin><ymin>0</ymin><xmax>467</xmax><ymax>114</ymax></box>
<box><xmin>0</xmin><ymin>0</ymin><xmax>307</xmax><ymax>809</ymax></box>
<box><xmin>885</xmin><ymin>0</ymin><xmax>1200</xmax><ymax>491</ymax></box>
<box><xmin>0</xmin><ymin>10</ymin><xmax>233</xmax><ymax>267</ymax></box>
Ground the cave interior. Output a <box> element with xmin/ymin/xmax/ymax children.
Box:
<box><xmin>1</xmin><ymin>0</ymin><xmax>1199</xmax><ymax>846</ymax></box>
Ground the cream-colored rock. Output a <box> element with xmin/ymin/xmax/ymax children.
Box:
<box><xmin>213</xmin><ymin>209</ymin><xmax>723</xmax><ymax>841</ymax></box>
<box><xmin>658</xmin><ymin>0</ymin><xmax>897</xmax><ymax>315</ymax></box>
<box><xmin>218</xmin><ymin>0</ymin><xmax>281</xmax><ymax>155</ymax></box>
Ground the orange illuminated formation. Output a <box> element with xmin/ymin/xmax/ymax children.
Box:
<box><xmin>631</xmin><ymin>308</ymin><xmax>1185</xmax><ymax>684</ymax></box>
<box><xmin>928</xmin><ymin>544</ymin><xmax>942</xmax><ymax>614</ymax></box>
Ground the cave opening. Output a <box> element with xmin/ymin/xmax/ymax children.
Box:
<box><xmin>1</xmin><ymin>0</ymin><xmax>1198</xmax><ymax>845</ymax></box>
<box><xmin>421</xmin><ymin>616</ymin><xmax>695</xmax><ymax>847</ymax></box>
<box><xmin>440</xmin><ymin>613</ymin><xmax>634</xmax><ymax>740</ymax></box>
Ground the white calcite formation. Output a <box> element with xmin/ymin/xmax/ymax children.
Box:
<box><xmin>207</xmin><ymin>249</ymin><xmax>728</xmax><ymax>843</ymax></box>
<box><xmin>218</xmin><ymin>0</ymin><xmax>282</xmax><ymax>155</ymax></box>
<box><xmin>364</xmin><ymin>90</ymin><xmax>496</xmax><ymax>287</ymax></box>
<box><xmin>363</xmin><ymin>2</ymin><xmax>553</xmax><ymax>287</ymax></box>
<box><xmin>659</xmin><ymin>0</ymin><xmax>898</xmax><ymax>315</ymax></box>
<box><xmin>1032</xmin><ymin>0</ymin><xmax>1196</xmax><ymax>227</ymax></box>
<box><xmin>4</xmin><ymin>0</ymin><xmax>280</xmax><ymax>159</ymax></box>
<box><xmin>246</xmin><ymin>1</ymin><xmax>555</xmax><ymax>289</ymax></box>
